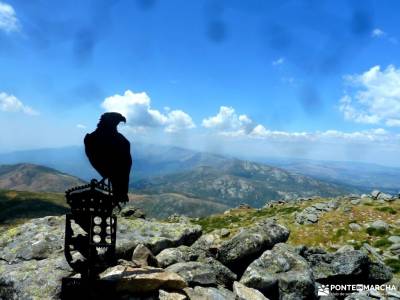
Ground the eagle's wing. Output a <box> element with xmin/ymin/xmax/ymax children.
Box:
<box><xmin>109</xmin><ymin>133</ymin><xmax>132</xmax><ymax>201</ymax></box>
<box><xmin>84</xmin><ymin>132</ymin><xmax>108</xmax><ymax>179</ymax></box>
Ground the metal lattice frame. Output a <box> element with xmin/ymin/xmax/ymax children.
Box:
<box><xmin>64</xmin><ymin>179</ymin><xmax>118</xmax><ymax>279</ymax></box>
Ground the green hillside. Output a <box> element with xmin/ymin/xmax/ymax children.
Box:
<box><xmin>0</xmin><ymin>163</ymin><xmax>85</xmax><ymax>193</ymax></box>
<box><xmin>133</xmin><ymin>159</ymin><xmax>359</xmax><ymax>208</ymax></box>
<box><xmin>0</xmin><ymin>189</ymin><xmax>68</xmax><ymax>229</ymax></box>
<box><xmin>129</xmin><ymin>193</ymin><xmax>229</xmax><ymax>218</ymax></box>
<box><xmin>191</xmin><ymin>195</ymin><xmax>400</xmax><ymax>277</ymax></box>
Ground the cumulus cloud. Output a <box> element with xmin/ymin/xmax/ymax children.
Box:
<box><xmin>202</xmin><ymin>106</ymin><xmax>396</xmax><ymax>145</ymax></box>
<box><xmin>76</xmin><ymin>124</ymin><xmax>86</xmax><ymax>129</ymax></box>
<box><xmin>101</xmin><ymin>90</ymin><xmax>195</xmax><ymax>132</ymax></box>
<box><xmin>339</xmin><ymin>65</ymin><xmax>400</xmax><ymax>127</ymax></box>
<box><xmin>247</xmin><ymin>126</ymin><xmax>393</xmax><ymax>144</ymax></box>
<box><xmin>202</xmin><ymin>106</ymin><xmax>256</xmax><ymax>136</ymax></box>
<box><xmin>0</xmin><ymin>2</ymin><xmax>20</xmax><ymax>33</ymax></box>
<box><xmin>164</xmin><ymin>110</ymin><xmax>196</xmax><ymax>132</ymax></box>
<box><xmin>0</xmin><ymin>92</ymin><xmax>38</xmax><ymax>115</ymax></box>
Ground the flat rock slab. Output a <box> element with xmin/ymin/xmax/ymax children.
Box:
<box><xmin>156</xmin><ymin>246</ymin><xmax>199</xmax><ymax>268</ymax></box>
<box><xmin>0</xmin><ymin>215</ymin><xmax>65</xmax><ymax>263</ymax></box>
<box><xmin>117</xmin><ymin>218</ymin><xmax>202</xmax><ymax>256</ymax></box>
<box><xmin>166</xmin><ymin>262</ymin><xmax>218</xmax><ymax>287</ymax></box>
<box><xmin>184</xmin><ymin>286</ymin><xmax>235</xmax><ymax>300</ymax></box>
<box><xmin>233</xmin><ymin>281</ymin><xmax>269</xmax><ymax>300</ymax></box>
<box><xmin>0</xmin><ymin>256</ymin><xmax>72</xmax><ymax>300</ymax></box>
<box><xmin>100</xmin><ymin>265</ymin><xmax>188</xmax><ymax>294</ymax></box>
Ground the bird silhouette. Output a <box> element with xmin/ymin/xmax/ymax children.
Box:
<box><xmin>84</xmin><ymin>112</ymin><xmax>132</xmax><ymax>204</ymax></box>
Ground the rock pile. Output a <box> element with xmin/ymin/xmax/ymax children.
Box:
<box><xmin>0</xmin><ymin>210</ymin><xmax>396</xmax><ymax>300</ymax></box>
<box><xmin>371</xmin><ymin>190</ymin><xmax>398</xmax><ymax>202</ymax></box>
<box><xmin>295</xmin><ymin>200</ymin><xmax>339</xmax><ymax>224</ymax></box>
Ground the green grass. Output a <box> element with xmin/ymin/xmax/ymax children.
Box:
<box><xmin>373</xmin><ymin>238</ymin><xmax>393</xmax><ymax>248</ymax></box>
<box><xmin>385</xmin><ymin>259</ymin><xmax>400</xmax><ymax>273</ymax></box>
<box><xmin>376</xmin><ymin>206</ymin><xmax>397</xmax><ymax>215</ymax></box>
<box><xmin>0</xmin><ymin>189</ymin><xmax>67</xmax><ymax>224</ymax></box>
<box><xmin>335</xmin><ymin>228</ymin><xmax>347</xmax><ymax>238</ymax></box>
<box><xmin>366</xmin><ymin>227</ymin><xmax>388</xmax><ymax>236</ymax></box>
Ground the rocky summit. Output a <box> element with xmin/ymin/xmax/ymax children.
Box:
<box><xmin>1</xmin><ymin>190</ymin><xmax>400</xmax><ymax>299</ymax></box>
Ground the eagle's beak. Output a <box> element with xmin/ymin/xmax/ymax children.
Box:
<box><xmin>121</xmin><ymin>116</ymin><xmax>127</xmax><ymax>123</ymax></box>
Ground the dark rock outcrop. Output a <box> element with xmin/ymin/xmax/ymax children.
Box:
<box><xmin>240</xmin><ymin>243</ymin><xmax>316</xmax><ymax>300</ymax></box>
<box><xmin>216</xmin><ymin>219</ymin><xmax>290</xmax><ymax>274</ymax></box>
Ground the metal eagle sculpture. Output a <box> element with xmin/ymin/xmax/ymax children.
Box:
<box><xmin>84</xmin><ymin>112</ymin><xmax>132</xmax><ymax>204</ymax></box>
<box><xmin>61</xmin><ymin>112</ymin><xmax>132</xmax><ymax>298</ymax></box>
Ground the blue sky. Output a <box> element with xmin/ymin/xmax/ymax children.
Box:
<box><xmin>1</xmin><ymin>0</ymin><xmax>400</xmax><ymax>166</ymax></box>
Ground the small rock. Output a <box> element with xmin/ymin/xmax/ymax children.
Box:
<box><xmin>378</xmin><ymin>192</ymin><xmax>394</xmax><ymax>201</ymax></box>
<box><xmin>337</xmin><ymin>245</ymin><xmax>355</xmax><ymax>253</ymax></box>
<box><xmin>388</xmin><ymin>236</ymin><xmax>400</xmax><ymax>244</ymax></box>
<box><xmin>131</xmin><ymin>243</ymin><xmax>158</xmax><ymax>267</ymax></box>
<box><xmin>183</xmin><ymin>286</ymin><xmax>235</xmax><ymax>300</ymax></box>
<box><xmin>238</xmin><ymin>203</ymin><xmax>252</xmax><ymax>209</ymax></box>
<box><xmin>167</xmin><ymin>214</ymin><xmax>191</xmax><ymax>224</ymax></box>
<box><xmin>343</xmin><ymin>206</ymin><xmax>352</xmax><ymax>213</ymax></box>
<box><xmin>233</xmin><ymin>281</ymin><xmax>269</xmax><ymax>300</ymax></box>
<box><xmin>370</xmin><ymin>220</ymin><xmax>389</xmax><ymax>231</ymax></box>
<box><xmin>351</xmin><ymin>199</ymin><xmax>361</xmax><ymax>205</ymax></box>
<box><xmin>388</xmin><ymin>243</ymin><xmax>400</xmax><ymax>255</ymax></box>
<box><xmin>159</xmin><ymin>290</ymin><xmax>187</xmax><ymax>300</ymax></box>
<box><xmin>387</xmin><ymin>289</ymin><xmax>400</xmax><ymax>299</ymax></box>
<box><xmin>220</xmin><ymin>228</ymin><xmax>230</xmax><ymax>238</ymax></box>
<box><xmin>349</xmin><ymin>223</ymin><xmax>362</xmax><ymax>232</ymax></box>
<box><xmin>361</xmin><ymin>243</ymin><xmax>385</xmax><ymax>264</ymax></box>
<box><xmin>371</xmin><ymin>190</ymin><xmax>381</xmax><ymax>199</ymax></box>
<box><xmin>120</xmin><ymin>206</ymin><xmax>146</xmax><ymax>219</ymax></box>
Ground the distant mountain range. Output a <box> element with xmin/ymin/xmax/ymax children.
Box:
<box><xmin>132</xmin><ymin>159</ymin><xmax>357</xmax><ymax>208</ymax></box>
<box><xmin>0</xmin><ymin>144</ymin><xmax>229</xmax><ymax>181</ymax></box>
<box><xmin>0</xmin><ymin>144</ymin><xmax>398</xmax><ymax>210</ymax></box>
<box><xmin>0</xmin><ymin>145</ymin><xmax>362</xmax><ymax>211</ymax></box>
<box><xmin>0</xmin><ymin>164</ymin><xmax>85</xmax><ymax>193</ymax></box>
<box><xmin>262</xmin><ymin>158</ymin><xmax>400</xmax><ymax>194</ymax></box>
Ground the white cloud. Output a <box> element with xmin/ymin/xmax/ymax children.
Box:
<box><xmin>76</xmin><ymin>124</ymin><xmax>86</xmax><ymax>129</ymax></box>
<box><xmin>165</xmin><ymin>110</ymin><xmax>196</xmax><ymax>132</ymax></box>
<box><xmin>371</xmin><ymin>28</ymin><xmax>398</xmax><ymax>44</ymax></box>
<box><xmin>0</xmin><ymin>92</ymin><xmax>38</xmax><ymax>115</ymax></box>
<box><xmin>0</xmin><ymin>2</ymin><xmax>20</xmax><ymax>33</ymax></box>
<box><xmin>371</xmin><ymin>28</ymin><xmax>385</xmax><ymax>38</ymax></box>
<box><xmin>203</xmin><ymin>106</ymin><xmax>398</xmax><ymax>145</ymax></box>
<box><xmin>272</xmin><ymin>57</ymin><xmax>285</xmax><ymax>66</ymax></box>
<box><xmin>386</xmin><ymin>119</ymin><xmax>400</xmax><ymax>127</ymax></box>
<box><xmin>339</xmin><ymin>65</ymin><xmax>400</xmax><ymax>126</ymax></box>
<box><xmin>248</xmin><ymin>126</ymin><xmax>394</xmax><ymax>144</ymax></box>
<box><xmin>101</xmin><ymin>90</ymin><xmax>195</xmax><ymax>132</ymax></box>
<box><xmin>202</xmin><ymin>106</ymin><xmax>256</xmax><ymax>136</ymax></box>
